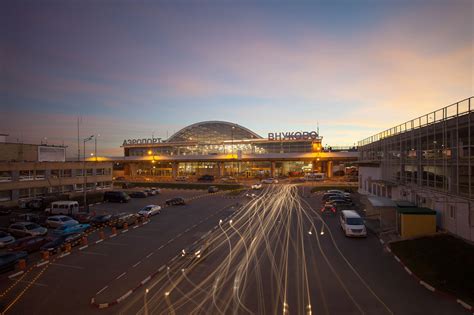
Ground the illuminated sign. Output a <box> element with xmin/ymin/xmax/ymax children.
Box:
<box><xmin>268</xmin><ymin>131</ymin><xmax>318</xmax><ymax>140</ymax></box>
<box><xmin>123</xmin><ymin>138</ymin><xmax>162</xmax><ymax>146</ymax></box>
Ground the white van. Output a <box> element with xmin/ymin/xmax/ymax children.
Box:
<box><xmin>339</xmin><ymin>210</ymin><xmax>367</xmax><ymax>237</ymax></box>
<box><xmin>46</xmin><ymin>201</ymin><xmax>80</xmax><ymax>216</ymax></box>
<box><xmin>304</xmin><ymin>173</ymin><xmax>325</xmax><ymax>181</ymax></box>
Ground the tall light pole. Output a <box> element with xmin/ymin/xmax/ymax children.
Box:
<box><xmin>83</xmin><ymin>135</ymin><xmax>94</xmax><ymax>211</ymax></box>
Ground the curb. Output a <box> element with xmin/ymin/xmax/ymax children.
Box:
<box><xmin>379</xmin><ymin>238</ymin><xmax>473</xmax><ymax>312</ymax></box>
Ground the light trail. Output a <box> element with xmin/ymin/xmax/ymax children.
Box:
<box><xmin>128</xmin><ymin>185</ymin><xmax>393</xmax><ymax>315</ymax></box>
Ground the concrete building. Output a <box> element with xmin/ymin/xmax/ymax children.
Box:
<box><xmin>0</xmin><ymin>139</ymin><xmax>113</xmax><ymax>207</ymax></box>
<box><xmin>358</xmin><ymin>97</ymin><xmax>474</xmax><ymax>242</ymax></box>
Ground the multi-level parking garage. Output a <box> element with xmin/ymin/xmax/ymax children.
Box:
<box><xmin>99</xmin><ymin>121</ymin><xmax>358</xmax><ymax>180</ymax></box>
<box><xmin>357</xmin><ymin>97</ymin><xmax>474</xmax><ymax>241</ymax></box>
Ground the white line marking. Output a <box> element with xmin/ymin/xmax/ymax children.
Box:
<box><xmin>51</xmin><ymin>263</ymin><xmax>84</xmax><ymax>270</ymax></box>
<box><xmin>158</xmin><ymin>265</ymin><xmax>166</xmax><ymax>272</ymax></box>
<box><xmin>170</xmin><ymin>256</ymin><xmax>177</xmax><ymax>262</ymax></box>
<box><xmin>36</xmin><ymin>261</ymin><xmax>49</xmax><ymax>267</ymax></box>
<box><xmin>158</xmin><ymin>245</ymin><xmax>164</xmax><ymax>250</ymax></box>
<box><xmin>176</xmin><ymin>233</ymin><xmax>182</xmax><ymax>238</ymax></box>
<box><xmin>96</xmin><ymin>286</ymin><xmax>109</xmax><ymax>295</ymax></box>
<box><xmin>116</xmin><ymin>272</ymin><xmax>127</xmax><ymax>280</ymax></box>
<box><xmin>79</xmin><ymin>245</ymin><xmax>89</xmax><ymax>250</ymax></box>
<box><xmin>121</xmin><ymin>229</ymin><xmax>129</xmax><ymax>233</ymax></box>
<box><xmin>146</xmin><ymin>252</ymin><xmax>154</xmax><ymax>258</ymax></box>
<box><xmin>59</xmin><ymin>252</ymin><xmax>71</xmax><ymax>258</ymax></box>
<box><xmin>109</xmin><ymin>234</ymin><xmax>117</xmax><ymax>238</ymax></box>
<box><xmin>80</xmin><ymin>251</ymin><xmax>108</xmax><ymax>256</ymax></box>
<box><xmin>132</xmin><ymin>261</ymin><xmax>141</xmax><ymax>268</ymax></box>
<box><xmin>133</xmin><ymin>225</ymin><xmax>139</xmax><ymax>229</ymax></box>
<box><xmin>404</xmin><ymin>267</ymin><xmax>412</xmax><ymax>275</ymax></box>
<box><xmin>379</xmin><ymin>239</ymin><xmax>385</xmax><ymax>245</ymax></box>
<box><xmin>141</xmin><ymin>276</ymin><xmax>151</xmax><ymax>285</ymax></box>
<box><xmin>394</xmin><ymin>256</ymin><xmax>401</xmax><ymax>262</ymax></box>
<box><xmin>143</xmin><ymin>221</ymin><xmax>149</xmax><ymax>225</ymax></box>
<box><xmin>184</xmin><ymin>228</ymin><xmax>190</xmax><ymax>232</ymax></box>
<box><xmin>419</xmin><ymin>281</ymin><xmax>435</xmax><ymax>292</ymax></box>
<box><xmin>95</xmin><ymin>239</ymin><xmax>104</xmax><ymax>244</ymax></box>
<box><xmin>117</xmin><ymin>290</ymin><xmax>132</xmax><ymax>302</ymax></box>
<box><xmin>456</xmin><ymin>299</ymin><xmax>472</xmax><ymax>310</ymax></box>
<box><xmin>8</xmin><ymin>271</ymin><xmax>25</xmax><ymax>279</ymax></box>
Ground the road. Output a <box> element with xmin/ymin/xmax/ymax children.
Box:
<box><xmin>0</xmin><ymin>186</ymin><xmax>468</xmax><ymax>314</ymax></box>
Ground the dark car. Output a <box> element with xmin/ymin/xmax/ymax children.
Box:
<box><xmin>90</xmin><ymin>214</ymin><xmax>113</xmax><ymax>227</ymax></box>
<box><xmin>7</xmin><ymin>236</ymin><xmax>49</xmax><ymax>253</ymax></box>
<box><xmin>0</xmin><ymin>206</ymin><xmax>12</xmax><ymax>215</ymax></box>
<box><xmin>40</xmin><ymin>233</ymin><xmax>83</xmax><ymax>254</ymax></box>
<box><xmin>327</xmin><ymin>199</ymin><xmax>354</xmax><ymax>208</ymax></box>
<box><xmin>103</xmin><ymin>191</ymin><xmax>131</xmax><ymax>203</ymax></box>
<box><xmin>197</xmin><ymin>175</ymin><xmax>214</xmax><ymax>182</ymax></box>
<box><xmin>112</xmin><ymin>213</ymin><xmax>138</xmax><ymax>228</ymax></box>
<box><xmin>321</xmin><ymin>203</ymin><xmax>337</xmax><ymax>214</ymax></box>
<box><xmin>208</xmin><ymin>186</ymin><xmax>219</xmax><ymax>193</ymax></box>
<box><xmin>165</xmin><ymin>197</ymin><xmax>186</xmax><ymax>206</ymax></box>
<box><xmin>0</xmin><ymin>251</ymin><xmax>28</xmax><ymax>273</ymax></box>
<box><xmin>322</xmin><ymin>193</ymin><xmax>344</xmax><ymax>201</ymax></box>
<box><xmin>73</xmin><ymin>212</ymin><xmax>93</xmax><ymax>223</ymax></box>
<box><xmin>181</xmin><ymin>241</ymin><xmax>210</xmax><ymax>260</ymax></box>
<box><xmin>129</xmin><ymin>191</ymin><xmax>148</xmax><ymax>198</ymax></box>
<box><xmin>10</xmin><ymin>213</ymin><xmax>41</xmax><ymax>224</ymax></box>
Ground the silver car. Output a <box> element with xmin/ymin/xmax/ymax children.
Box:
<box><xmin>138</xmin><ymin>205</ymin><xmax>161</xmax><ymax>217</ymax></box>
<box><xmin>45</xmin><ymin>215</ymin><xmax>78</xmax><ymax>228</ymax></box>
<box><xmin>0</xmin><ymin>231</ymin><xmax>15</xmax><ymax>248</ymax></box>
<box><xmin>8</xmin><ymin>222</ymin><xmax>48</xmax><ymax>238</ymax></box>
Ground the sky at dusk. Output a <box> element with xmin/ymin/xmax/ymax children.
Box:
<box><xmin>1</xmin><ymin>0</ymin><xmax>472</xmax><ymax>157</ymax></box>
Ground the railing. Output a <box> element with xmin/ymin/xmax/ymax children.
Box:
<box><xmin>358</xmin><ymin>97</ymin><xmax>473</xmax><ymax>147</ymax></box>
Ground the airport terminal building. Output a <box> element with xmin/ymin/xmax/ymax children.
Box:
<box><xmin>111</xmin><ymin>121</ymin><xmax>358</xmax><ymax>179</ymax></box>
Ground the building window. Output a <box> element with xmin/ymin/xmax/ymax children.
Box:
<box><xmin>96</xmin><ymin>169</ymin><xmax>105</xmax><ymax>176</ymax></box>
<box><xmin>63</xmin><ymin>185</ymin><xmax>74</xmax><ymax>192</ymax></box>
<box><xmin>62</xmin><ymin>169</ymin><xmax>72</xmax><ymax>177</ymax></box>
<box><xmin>35</xmin><ymin>170</ymin><xmax>45</xmax><ymax>180</ymax></box>
<box><xmin>0</xmin><ymin>190</ymin><xmax>12</xmax><ymax>201</ymax></box>
<box><xmin>34</xmin><ymin>187</ymin><xmax>48</xmax><ymax>196</ymax></box>
<box><xmin>76</xmin><ymin>169</ymin><xmax>83</xmax><ymax>177</ymax></box>
<box><xmin>86</xmin><ymin>169</ymin><xmax>93</xmax><ymax>176</ymax></box>
<box><xmin>449</xmin><ymin>205</ymin><xmax>456</xmax><ymax>219</ymax></box>
<box><xmin>0</xmin><ymin>171</ymin><xmax>12</xmax><ymax>182</ymax></box>
<box><xmin>50</xmin><ymin>169</ymin><xmax>61</xmax><ymax>178</ymax></box>
<box><xmin>19</xmin><ymin>188</ymin><xmax>31</xmax><ymax>199</ymax></box>
<box><xmin>19</xmin><ymin>170</ymin><xmax>34</xmax><ymax>181</ymax></box>
<box><xmin>75</xmin><ymin>184</ymin><xmax>84</xmax><ymax>191</ymax></box>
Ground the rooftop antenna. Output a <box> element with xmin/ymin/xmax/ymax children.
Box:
<box><xmin>317</xmin><ymin>121</ymin><xmax>320</xmax><ymax>136</ymax></box>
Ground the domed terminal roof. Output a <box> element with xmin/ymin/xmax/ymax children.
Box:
<box><xmin>167</xmin><ymin>121</ymin><xmax>262</xmax><ymax>143</ymax></box>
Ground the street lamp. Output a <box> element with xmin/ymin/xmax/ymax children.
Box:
<box><xmin>231</xmin><ymin>126</ymin><xmax>235</xmax><ymax>176</ymax></box>
<box><xmin>83</xmin><ymin>135</ymin><xmax>94</xmax><ymax>211</ymax></box>
<box><xmin>94</xmin><ymin>134</ymin><xmax>100</xmax><ymax>162</ymax></box>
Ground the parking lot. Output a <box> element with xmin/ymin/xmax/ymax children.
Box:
<box><xmin>0</xmin><ymin>188</ymin><xmax>246</xmax><ymax>314</ymax></box>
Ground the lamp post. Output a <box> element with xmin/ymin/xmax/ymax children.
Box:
<box><xmin>83</xmin><ymin>135</ymin><xmax>94</xmax><ymax>211</ymax></box>
<box><xmin>94</xmin><ymin>134</ymin><xmax>100</xmax><ymax>162</ymax></box>
<box><xmin>231</xmin><ymin>126</ymin><xmax>235</xmax><ymax>176</ymax></box>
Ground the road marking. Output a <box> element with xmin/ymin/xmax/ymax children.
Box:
<box><xmin>142</xmin><ymin>221</ymin><xmax>149</xmax><ymax>225</ymax></box>
<box><xmin>146</xmin><ymin>252</ymin><xmax>154</xmax><ymax>258</ymax></box>
<box><xmin>79</xmin><ymin>245</ymin><xmax>89</xmax><ymax>250</ymax></box>
<box><xmin>117</xmin><ymin>290</ymin><xmax>132</xmax><ymax>302</ymax></box>
<box><xmin>456</xmin><ymin>299</ymin><xmax>472</xmax><ymax>310</ymax></box>
<box><xmin>158</xmin><ymin>245</ymin><xmax>164</xmax><ymax>250</ymax></box>
<box><xmin>133</xmin><ymin>225</ymin><xmax>139</xmax><ymax>229</ymax></box>
<box><xmin>116</xmin><ymin>272</ymin><xmax>127</xmax><ymax>280</ymax></box>
<box><xmin>404</xmin><ymin>267</ymin><xmax>412</xmax><ymax>275</ymax></box>
<box><xmin>95</xmin><ymin>239</ymin><xmax>104</xmax><ymax>244</ymax></box>
<box><xmin>132</xmin><ymin>261</ymin><xmax>141</xmax><ymax>268</ymax></box>
<box><xmin>58</xmin><ymin>252</ymin><xmax>71</xmax><ymax>258</ymax></box>
<box><xmin>96</xmin><ymin>285</ymin><xmax>108</xmax><ymax>295</ymax></box>
<box><xmin>51</xmin><ymin>263</ymin><xmax>84</xmax><ymax>270</ymax></box>
<box><xmin>12</xmin><ymin>279</ymin><xmax>48</xmax><ymax>287</ymax></box>
<box><xmin>80</xmin><ymin>251</ymin><xmax>108</xmax><ymax>256</ymax></box>
<box><xmin>158</xmin><ymin>265</ymin><xmax>166</xmax><ymax>272</ymax></box>
<box><xmin>176</xmin><ymin>233</ymin><xmax>182</xmax><ymax>238</ymax></box>
<box><xmin>8</xmin><ymin>271</ymin><xmax>25</xmax><ymax>279</ymax></box>
<box><xmin>419</xmin><ymin>281</ymin><xmax>435</xmax><ymax>292</ymax></box>
<box><xmin>109</xmin><ymin>234</ymin><xmax>117</xmax><ymax>238</ymax></box>
<box><xmin>184</xmin><ymin>228</ymin><xmax>190</xmax><ymax>232</ymax></box>
<box><xmin>394</xmin><ymin>256</ymin><xmax>401</xmax><ymax>263</ymax></box>
<box><xmin>141</xmin><ymin>276</ymin><xmax>151</xmax><ymax>285</ymax></box>
<box><xmin>36</xmin><ymin>261</ymin><xmax>49</xmax><ymax>267</ymax></box>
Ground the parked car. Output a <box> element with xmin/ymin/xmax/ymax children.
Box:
<box><xmin>143</xmin><ymin>189</ymin><xmax>156</xmax><ymax>196</ymax></box>
<box><xmin>175</xmin><ymin>176</ymin><xmax>188</xmax><ymax>182</ymax></box>
<box><xmin>339</xmin><ymin>210</ymin><xmax>367</xmax><ymax>237</ymax></box>
<box><xmin>322</xmin><ymin>193</ymin><xmax>345</xmax><ymax>201</ymax></box>
<box><xmin>0</xmin><ymin>251</ymin><xmax>28</xmax><ymax>273</ymax></box>
<box><xmin>0</xmin><ymin>207</ymin><xmax>12</xmax><ymax>215</ymax></box>
<box><xmin>197</xmin><ymin>175</ymin><xmax>214</xmax><ymax>182</ymax></box>
<box><xmin>221</xmin><ymin>176</ymin><xmax>237</xmax><ymax>183</ymax></box>
<box><xmin>327</xmin><ymin>195</ymin><xmax>352</xmax><ymax>203</ymax></box>
<box><xmin>327</xmin><ymin>189</ymin><xmax>351</xmax><ymax>198</ymax></box>
<box><xmin>137</xmin><ymin>205</ymin><xmax>161</xmax><ymax>217</ymax></box>
<box><xmin>327</xmin><ymin>199</ymin><xmax>354</xmax><ymax>208</ymax></box>
<box><xmin>52</xmin><ymin>223</ymin><xmax>91</xmax><ymax>236</ymax></box>
<box><xmin>10</xmin><ymin>213</ymin><xmax>41</xmax><ymax>224</ymax></box>
<box><xmin>40</xmin><ymin>233</ymin><xmax>83</xmax><ymax>254</ymax></box>
<box><xmin>104</xmin><ymin>191</ymin><xmax>131</xmax><ymax>203</ymax></box>
<box><xmin>251</xmin><ymin>183</ymin><xmax>262</xmax><ymax>190</ymax></box>
<box><xmin>181</xmin><ymin>241</ymin><xmax>210</xmax><ymax>260</ymax></box>
<box><xmin>321</xmin><ymin>203</ymin><xmax>337</xmax><ymax>214</ymax></box>
<box><xmin>151</xmin><ymin>187</ymin><xmax>161</xmax><ymax>194</ymax></box>
<box><xmin>90</xmin><ymin>214</ymin><xmax>113</xmax><ymax>227</ymax></box>
<box><xmin>8</xmin><ymin>222</ymin><xmax>47</xmax><ymax>238</ymax></box>
<box><xmin>165</xmin><ymin>197</ymin><xmax>186</xmax><ymax>206</ymax></box>
<box><xmin>129</xmin><ymin>191</ymin><xmax>148</xmax><ymax>198</ymax></box>
<box><xmin>45</xmin><ymin>215</ymin><xmax>78</xmax><ymax>228</ymax></box>
<box><xmin>208</xmin><ymin>186</ymin><xmax>219</xmax><ymax>193</ymax></box>
<box><xmin>112</xmin><ymin>213</ymin><xmax>139</xmax><ymax>228</ymax></box>
<box><xmin>261</xmin><ymin>178</ymin><xmax>278</xmax><ymax>184</ymax></box>
<box><xmin>73</xmin><ymin>212</ymin><xmax>93</xmax><ymax>223</ymax></box>
<box><xmin>0</xmin><ymin>231</ymin><xmax>15</xmax><ymax>248</ymax></box>
<box><xmin>7</xmin><ymin>236</ymin><xmax>48</xmax><ymax>253</ymax></box>
<box><xmin>245</xmin><ymin>193</ymin><xmax>257</xmax><ymax>198</ymax></box>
